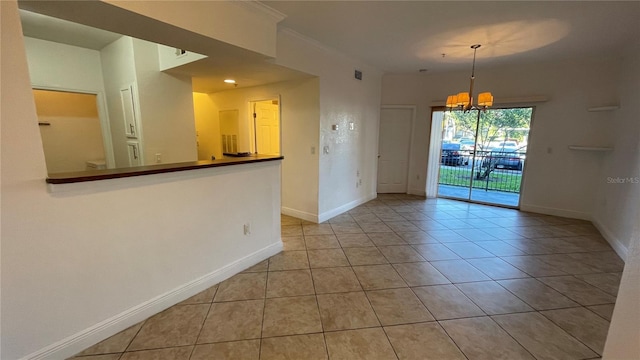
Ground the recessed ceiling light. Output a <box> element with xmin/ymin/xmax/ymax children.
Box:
<box><xmin>224</xmin><ymin>79</ymin><xmax>236</xmax><ymax>84</ymax></box>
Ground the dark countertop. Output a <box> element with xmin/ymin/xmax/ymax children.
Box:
<box><xmin>46</xmin><ymin>154</ymin><xmax>283</xmax><ymax>184</ymax></box>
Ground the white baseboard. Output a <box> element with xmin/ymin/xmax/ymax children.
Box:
<box><xmin>318</xmin><ymin>193</ymin><xmax>377</xmax><ymax>223</ymax></box>
<box><xmin>281</xmin><ymin>206</ymin><xmax>318</xmax><ymax>223</ymax></box>
<box><xmin>592</xmin><ymin>218</ymin><xmax>629</xmax><ymax>262</ymax></box>
<box><xmin>22</xmin><ymin>242</ymin><xmax>283</xmax><ymax>360</ymax></box>
<box><xmin>520</xmin><ymin>204</ymin><xmax>591</xmax><ymax>221</ymax></box>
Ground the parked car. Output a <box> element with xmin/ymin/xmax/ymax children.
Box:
<box><xmin>482</xmin><ymin>146</ymin><xmax>523</xmax><ymax>170</ymax></box>
<box><xmin>459</xmin><ymin>138</ymin><xmax>477</xmax><ymax>153</ymax></box>
<box><xmin>441</xmin><ymin>143</ymin><xmax>468</xmax><ymax>166</ymax></box>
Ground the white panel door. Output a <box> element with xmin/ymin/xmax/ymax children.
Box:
<box><xmin>377</xmin><ymin>108</ymin><xmax>412</xmax><ymax>193</ymax></box>
<box><xmin>255</xmin><ymin>102</ymin><xmax>280</xmax><ymax>155</ymax></box>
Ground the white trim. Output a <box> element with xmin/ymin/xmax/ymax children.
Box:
<box><xmin>21</xmin><ymin>241</ymin><xmax>283</xmax><ymax>360</ymax></box>
<box><xmin>281</xmin><ymin>207</ymin><xmax>318</xmax><ymax>223</ymax></box>
<box><xmin>378</xmin><ymin>105</ymin><xmax>416</xmax><ymax>194</ymax></box>
<box><xmin>592</xmin><ymin>218</ymin><xmax>629</xmax><ymax>262</ymax></box>
<box><xmin>520</xmin><ymin>204</ymin><xmax>591</xmax><ymax>221</ymax></box>
<box><xmin>318</xmin><ymin>193</ymin><xmax>377</xmax><ymax>223</ymax></box>
<box><xmin>233</xmin><ymin>1</ymin><xmax>287</xmax><ymax>23</ymax></box>
<box><xmin>426</xmin><ymin>110</ymin><xmax>444</xmax><ymax>198</ymax></box>
<box><xmin>31</xmin><ymin>85</ymin><xmax>116</xmax><ymax>169</ymax></box>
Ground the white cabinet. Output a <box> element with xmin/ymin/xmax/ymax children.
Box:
<box><xmin>120</xmin><ymin>84</ymin><xmax>140</xmax><ymax>139</ymax></box>
<box><xmin>127</xmin><ymin>141</ymin><xmax>142</xmax><ymax>167</ymax></box>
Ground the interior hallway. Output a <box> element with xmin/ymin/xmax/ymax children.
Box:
<box><xmin>70</xmin><ymin>195</ymin><xmax>620</xmax><ymax>359</ymax></box>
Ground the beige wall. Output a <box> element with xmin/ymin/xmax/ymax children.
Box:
<box><xmin>193</xmin><ymin>92</ymin><xmax>219</xmax><ymax>160</ymax></box>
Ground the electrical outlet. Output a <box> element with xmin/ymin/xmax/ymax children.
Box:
<box><xmin>359</xmin><ymin>179</ymin><xmax>362</xmax><ymax>185</ymax></box>
<box><xmin>243</xmin><ymin>223</ymin><xmax>251</xmax><ymax>235</ymax></box>
<box><xmin>357</xmin><ymin>170</ymin><xmax>360</xmax><ymax>177</ymax></box>
<box><xmin>311</xmin><ymin>146</ymin><xmax>316</xmax><ymax>155</ymax></box>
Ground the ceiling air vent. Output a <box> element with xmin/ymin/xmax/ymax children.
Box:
<box><xmin>354</xmin><ymin>70</ymin><xmax>362</xmax><ymax>80</ymax></box>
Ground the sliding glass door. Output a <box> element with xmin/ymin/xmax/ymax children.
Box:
<box><xmin>436</xmin><ymin>107</ymin><xmax>532</xmax><ymax>207</ymax></box>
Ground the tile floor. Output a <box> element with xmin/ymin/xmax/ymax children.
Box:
<box><xmin>71</xmin><ymin>195</ymin><xmax>623</xmax><ymax>360</ymax></box>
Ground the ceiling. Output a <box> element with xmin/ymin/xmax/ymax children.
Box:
<box><xmin>18</xmin><ymin>1</ymin><xmax>640</xmax><ymax>92</ymax></box>
<box><xmin>265</xmin><ymin>1</ymin><xmax>640</xmax><ymax>73</ymax></box>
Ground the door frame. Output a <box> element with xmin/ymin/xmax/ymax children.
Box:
<box><xmin>248</xmin><ymin>96</ymin><xmax>282</xmax><ymax>155</ymax></box>
<box><xmin>378</xmin><ymin>105</ymin><xmax>416</xmax><ymax>194</ymax></box>
<box><xmin>431</xmin><ymin>106</ymin><xmax>536</xmax><ymax>209</ymax></box>
<box><xmin>32</xmin><ymin>84</ymin><xmax>116</xmax><ymax>169</ymax></box>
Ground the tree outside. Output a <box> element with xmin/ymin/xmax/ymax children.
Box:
<box><xmin>443</xmin><ymin>107</ymin><xmax>532</xmax><ymax>150</ymax></box>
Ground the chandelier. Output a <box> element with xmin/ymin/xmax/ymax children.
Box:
<box><xmin>446</xmin><ymin>44</ymin><xmax>493</xmax><ymax>112</ymax></box>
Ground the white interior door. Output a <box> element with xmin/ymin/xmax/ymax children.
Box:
<box><xmin>377</xmin><ymin>107</ymin><xmax>413</xmax><ymax>193</ymax></box>
<box><xmin>255</xmin><ymin>101</ymin><xmax>280</xmax><ymax>155</ymax></box>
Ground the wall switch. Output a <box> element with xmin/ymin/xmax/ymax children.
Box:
<box><xmin>243</xmin><ymin>223</ymin><xmax>251</xmax><ymax>235</ymax></box>
<box><xmin>311</xmin><ymin>146</ymin><xmax>316</xmax><ymax>154</ymax></box>
<box><xmin>323</xmin><ymin>146</ymin><xmax>330</xmax><ymax>154</ymax></box>
<box><xmin>357</xmin><ymin>170</ymin><xmax>360</xmax><ymax>177</ymax></box>
<box><xmin>349</xmin><ymin>122</ymin><xmax>355</xmax><ymax>130</ymax></box>
<box><xmin>332</xmin><ymin>124</ymin><xmax>339</xmax><ymax>131</ymax></box>
<box><xmin>155</xmin><ymin>153</ymin><xmax>162</xmax><ymax>163</ymax></box>
<box><xmin>359</xmin><ymin>179</ymin><xmax>362</xmax><ymax>185</ymax></box>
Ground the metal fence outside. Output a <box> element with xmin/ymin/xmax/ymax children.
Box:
<box><xmin>438</xmin><ymin>149</ymin><xmax>525</xmax><ymax>193</ymax></box>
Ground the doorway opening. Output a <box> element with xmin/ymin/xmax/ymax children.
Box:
<box><xmin>249</xmin><ymin>99</ymin><xmax>281</xmax><ymax>155</ymax></box>
<box><xmin>433</xmin><ymin>107</ymin><xmax>533</xmax><ymax>207</ymax></box>
<box><xmin>33</xmin><ymin>88</ymin><xmax>114</xmax><ymax>173</ymax></box>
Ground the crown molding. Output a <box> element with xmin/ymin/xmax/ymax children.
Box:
<box><xmin>236</xmin><ymin>1</ymin><xmax>287</xmax><ymax>23</ymax></box>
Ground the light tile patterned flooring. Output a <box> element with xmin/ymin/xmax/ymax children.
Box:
<box><xmin>72</xmin><ymin>195</ymin><xmax>622</xmax><ymax>360</ymax></box>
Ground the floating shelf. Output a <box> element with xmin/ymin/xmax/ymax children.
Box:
<box><xmin>587</xmin><ymin>105</ymin><xmax>619</xmax><ymax>112</ymax></box>
<box><xmin>568</xmin><ymin>145</ymin><xmax>613</xmax><ymax>152</ymax></box>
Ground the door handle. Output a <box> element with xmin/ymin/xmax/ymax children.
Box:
<box><xmin>133</xmin><ymin>146</ymin><xmax>138</xmax><ymax>160</ymax></box>
<box><xmin>130</xmin><ymin>124</ymin><xmax>135</xmax><ymax>135</ymax></box>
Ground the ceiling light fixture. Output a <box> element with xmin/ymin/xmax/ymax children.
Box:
<box><xmin>446</xmin><ymin>44</ymin><xmax>493</xmax><ymax>112</ymax></box>
<box><xmin>224</xmin><ymin>79</ymin><xmax>236</xmax><ymax>84</ymax></box>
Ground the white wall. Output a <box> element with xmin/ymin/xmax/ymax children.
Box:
<box><xmin>23</xmin><ymin>37</ymin><xmax>114</xmax><ymax>169</ymax></box>
<box><xmin>382</xmin><ymin>57</ymin><xmax>619</xmax><ymax>219</ymax></box>
<box><xmin>1</xmin><ymin>3</ymin><xmax>282</xmax><ymax>359</ymax></box>
<box><xmin>132</xmin><ymin>39</ymin><xmax>197</xmax><ymax>165</ymax></box>
<box><xmin>105</xmin><ymin>0</ymin><xmax>281</xmax><ymax>58</ymax></box>
<box><xmin>157</xmin><ymin>44</ymin><xmax>207</xmax><ymax>71</ymax></box>
<box><xmin>599</xmin><ymin>47</ymin><xmax>640</xmax><ymax>359</ymax></box>
<box><xmin>100</xmin><ymin>36</ymin><xmax>138</xmax><ymax>167</ymax></box>
<box><xmin>205</xmin><ymin>78</ymin><xmax>321</xmax><ymax>220</ymax></box>
<box><xmin>592</xmin><ymin>48</ymin><xmax>640</xmax><ymax>256</ymax></box>
<box><xmin>276</xmin><ymin>30</ymin><xmax>383</xmax><ymax>221</ymax></box>
<box><xmin>23</xmin><ymin>37</ymin><xmax>106</xmax><ymax>92</ymax></box>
